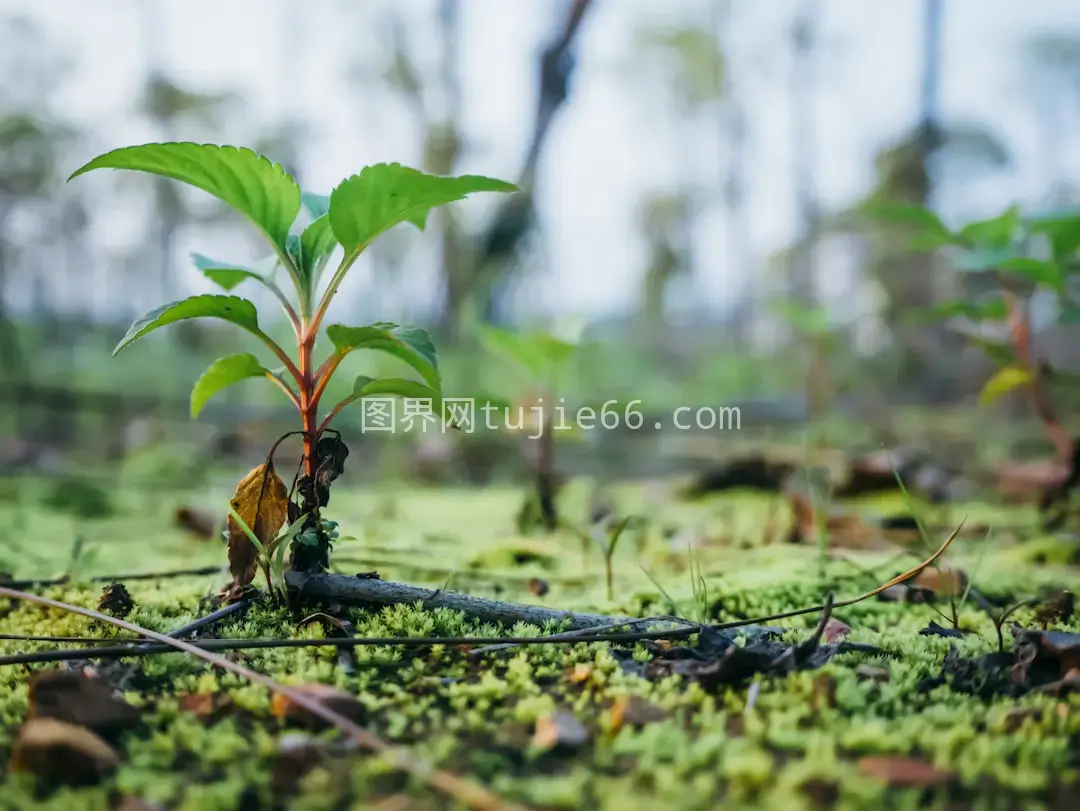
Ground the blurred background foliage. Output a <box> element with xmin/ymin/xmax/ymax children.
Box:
<box><xmin>1</xmin><ymin>0</ymin><xmax>1080</xmax><ymax>495</ymax></box>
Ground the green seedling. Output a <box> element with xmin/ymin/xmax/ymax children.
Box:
<box><xmin>227</xmin><ymin>505</ymin><xmax>308</xmax><ymax>600</ymax></box>
<box><xmin>771</xmin><ymin>298</ymin><xmax>844</xmax><ymax>420</ymax></box>
<box><xmin>565</xmin><ymin>515</ymin><xmax>643</xmax><ymax>602</ymax></box>
<box><xmin>475</xmin><ymin>322</ymin><xmax>584</xmax><ymax>532</ymax></box>
<box><xmin>69</xmin><ymin>142</ymin><xmax>517</xmax><ymax>579</ymax></box>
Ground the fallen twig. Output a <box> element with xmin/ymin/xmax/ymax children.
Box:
<box><xmin>0</xmin><ymin>586</ymin><xmax>526</xmax><ymax>811</ymax></box>
<box><xmin>288</xmin><ymin>521</ymin><xmax>964</xmax><ymax>632</ymax></box>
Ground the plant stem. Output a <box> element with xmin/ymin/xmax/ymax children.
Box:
<box><xmin>291</xmin><ymin>327</ymin><xmax>326</xmax><ymax>572</ymax></box>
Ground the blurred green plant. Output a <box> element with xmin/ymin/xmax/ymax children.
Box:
<box><xmin>868</xmin><ymin>200</ymin><xmax>1080</xmax><ymax>463</ymax></box>
<box><xmin>68</xmin><ymin>142</ymin><xmax>517</xmax><ymax>587</ymax></box>
<box><xmin>770</xmin><ymin>298</ymin><xmax>843</xmax><ymax>419</ymax></box>
<box><xmin>476</xmin><ymin>322</ymin><xmax>585</xmax><ymax>533</ymax></box>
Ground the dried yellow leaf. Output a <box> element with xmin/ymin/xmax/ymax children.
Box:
<box><xmin>226</xmin><ymin>461</ymin><xmax>289</xmax><ymax>587</ymax></box>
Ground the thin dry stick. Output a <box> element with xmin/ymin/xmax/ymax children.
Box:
<box><xmin>0</xmin><ymin>586</ymin><xmax>526</xmax><ymax>811</ymax></box>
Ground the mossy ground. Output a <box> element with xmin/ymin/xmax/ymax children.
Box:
<box><xmin>0</xmin><ymin>471</ymin><xmax>1078</xmax><ymax>811</ymax></box>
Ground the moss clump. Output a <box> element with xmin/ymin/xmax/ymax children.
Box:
<box><xmin>0</xmin><ymin>479</ymin><xmax>1078</xmax><ymax>809</ymax></box>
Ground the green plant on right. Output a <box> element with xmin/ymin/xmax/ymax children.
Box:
<box><xmin>868</xmin><ymin>202</ymin><xmax>1080</xmax><ymax>460</ymax></box>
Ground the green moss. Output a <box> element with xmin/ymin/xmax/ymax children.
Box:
<box><xmin>0</xmin><ymin>477</ymin><xmax>1078</xmax><ymax>809</ymax></box>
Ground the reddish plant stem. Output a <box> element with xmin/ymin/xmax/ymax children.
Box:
<box><xmin>1001</xmin><ymin>282</ymin><xmax>1073</xmax><ymax>464</ymax></box>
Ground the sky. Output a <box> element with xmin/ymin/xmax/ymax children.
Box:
<box><xmin>2</xmin><ymin>0</ymin><xmax>1079</xmax><ymax>324</ymax></box>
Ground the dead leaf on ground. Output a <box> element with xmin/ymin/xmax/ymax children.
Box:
<box><xmin>177</xmin><ymin>692</ymin><xmax>234</xmax><ymax>722</ymax></box>
<box><xmin>11</xmin><ymin>717</ymin><xmax>120</xmax><ymax>786</ymax></box>
<box><xmin>533</xmin><ymin>709</ymin><xmax>588</xmax><ymax>751</ymax></box>
<box><xmin>784</xmin><ymin>492</ymin><xmax>884</xmax><ymax>549</ymax></box>
<box><xmin>271</xmin><ymin>683</ymin><xmax>367</xmax><ymax>729</ymax></box>
<box><xmin>227</xmin><ymin>460</ymin><xmax>289</xmax><ymax>588</ymax></box>
<box><xmin>567</xmin><ymin>664</ymin><xmax>594</xmax><ymax>685</ymax></box>
<box><xmin>995</xmin><ymin>459</ymin><xmax>1067</xmax><ymax>505</ymax></box>
<box><xmin>28</xmin><ymin>669</ymin><xmax>141</xmax><ymax>738</ymax></box>
<box><xmin>609</xmin><ymin>695</ymin><xmax>668</xmax><ymax>732</ymax></box>
<box><xmin>857</xmin><ymin>755</ymin><xmax>954</xmax><ymax>788</ymax></box>
<box><xmin>912</xmin><ymin>567</ymin><xmax>968</xmax><ymax>597</ymax></box>
<box><xmin>823</xmin><ymin>617</ymin><xmax>851</xmax><ymax>643</ymax></box>
<box><xmin>855</xmin><ymin>664</ymin><xmax>890</xmax><ymax>683</ymax></box>
<box><xmin>1002</xmin><ymin>707</ymin><xmax>1043</xmax><ymax>733</ymax></box>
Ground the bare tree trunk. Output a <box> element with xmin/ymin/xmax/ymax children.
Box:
<box><xmin>788</xmin><ymin>0</ymin><xmax>822</xmax><ymax>308</ymax></box>
<box><xmin>715</xmin><ymin>0</ymin><xmax>753</xmax><ymax>344</ymax></box>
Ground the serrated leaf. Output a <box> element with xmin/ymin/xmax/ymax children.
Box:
<box><xmin>328</xmin><ymin>163</ymin><xmax>518</xmax><ymax>258</ymax></box>
<box><xmin>978</xmin><ymin>365</ymin><xmax>1033</xmax><ymax>408</ymax></box>
<box><xmin>191</xmin><ymin>253</ymin><xmax>265</xmax><ymax>292</ymax></box>
<box><xmin>299</xmin><ymin>214</ymin><xmax>338</xmax><ymax>287</ymax></box>
<box><xmin>113</xmin><ymin>295</ymin><xmax>262</xmax><ymax>356</ymax></box>
<box><xmin>226</xmin><ymin>461</ymin><xmax>289</xmax><ymax>588</ymax></box>
<box><xmin>325</xmin><ymin>323</ymin><xmax>440</xmax><ymax>389</ymax></box>
<box><xmin>190</xmin><ymin>353</ymin><xmax>271</xmax><ymax>418</ymax></box>
<box><xmin>998</xmin><ymin>257</ymin><xmax>1062</xmax><ymax>290</ymax></box>
<box><xmin>69</xmin><ymin>142</ymin><xmax>301</xmax><ymax>251</ymax></box>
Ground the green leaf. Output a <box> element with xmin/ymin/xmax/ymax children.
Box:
<box><xmin>476</xmin><ymin>325</ymin><xmax>580</xmax><ymax>382</ymax></box>
<box><xmin>998</xmin><ymin>257</ymin><xmax>1062</xmax><ymax>290</ymax></box>
<box><xmin>1058</xmin><ymin>307</ymin><xmax>1080</xmax><ymax>325</ymax></box>
<box><xmin>769</xmin><ymin>300</ymin><xmax>832</xmax><ymax>334</ymax></box>
<box><xmin>959</xmin><ymin>205</ymin><xmax>1020</xmax><ymax>252</ymax></box>
<box><xmin>325</xmin><ymin>323</ymin><xmax>440</xmax><ymax>389</ymax></box>
<box><xmin>978</xmin><ymin>365</ymin><xmax>1033</xmax><ymax>408</ymax></box>
<box><xmin>352</xmin><ymin>376</ymin><xmax>441</xmax><ymax>403</ymax></box>
<box><xmin>328</xmin><ymin>163</ymin><xmax>518</xmax><ymax>257</ymax></box>
<box><xmin>909</xmin><ymin>298</ymin><xmax>1007</xmax><ymax>324</ymax></box>
<box><xmin>301</xmin><ymin>192</ymin><xmax>331</xmax><ymax>219</ymax></box>
<box><xmin>299</xmin><ymin>214</ymin><xmax>338</xmax><ymax>287</ymax></box>
<box><xmin>1026</xmin><ymin>210</ymin><xmax>1080</xmax><ymax>261</ymax></box>
<box><xmin>69</xmin><ymin>142</ymin><xmax>301</xmax><ymax>252</ymax></box>
<box><xmin>952</xmin><ymin>246</ymin><xmax>1018</xmax><ymax>272</ymax></box>
<box><xmin>964</xmin><ymin>335</ymin><xmax>1017</xmax><ymax>366</ymax></box>
<box><xmin>190</xmin><ymin>353</ymin><xmax>270</xmax><ymax>418</ymax></box>
<box><xmin>114</xmin><ymin>294</ymin><xmax>262</xmax><ymax>356</ymax></box>
<box><xmin>191</xmin><ymin>253</ymin><xmax>265</xmax><ymax>292</ymax></box>
<box><xmin>864</xmin><ymin>202</ymin><xmax>952</xmax><ymax>239</ymax></box>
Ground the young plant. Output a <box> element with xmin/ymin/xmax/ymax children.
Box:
<box><xmin>565</xmin><ymin>515</ymin><xmax>643</xmax><ymax>602</ymax></box>
<box><xmin>69</xmin><ymin>142</ymin><xmax>517</xmax><ymax>590</ymax></box>
<box><xmin>475</xmin><ymin>322</ymin><xmax>584</xmax><ymax>532</ymax></box>
<box><xmin>870</xmin><ymin>203</ymin><xmax>1080</xmax><ymax>457</ymax></box>
<box><xmin>771</xmin><ymin>298</ymin><xmax>844</xmax><ymax>420</ymax></box>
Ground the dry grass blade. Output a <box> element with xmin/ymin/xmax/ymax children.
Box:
<box><xmin>712</xmin><ymin>518</ymin><xmax>967</xmax><ymax>630</ymax></box>
<box><xmin>0</xmin><ymin>586</ymin><xmax>527</xmax><ymax>811</ymax></box>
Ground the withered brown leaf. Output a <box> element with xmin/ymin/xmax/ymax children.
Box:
<box><xmin>227</xmin><ymin>461</ymin><xmax>289</xmax><ymax>587</ymax></box>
